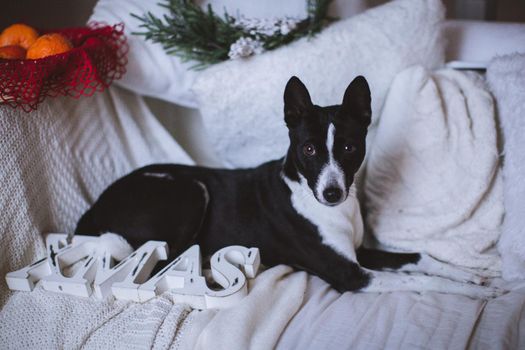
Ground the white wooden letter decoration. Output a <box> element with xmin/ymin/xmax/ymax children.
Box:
<box><xmin>5</xmin><ymin>234</ymin><xmax>261</xmax><ymax>309</ymax></box>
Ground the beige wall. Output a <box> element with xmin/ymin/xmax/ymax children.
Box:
<box><xmin>0</xmin><ymin>0</ymin><xmax>97</xmax><ymax>30</ymax></box>
<box><xmin>443</xmin><ymin>0</ymin><xmax>525</xmax><ymax>20</ymax></box>
<box><xmin>0</xmin><ymin>0</ymin><xmax>523</xmax><ymax>33</ymax></box>
<box><xmin>496</xmin><ymin>0</ymin><xmax>525</xmax><ymax>21</ymax></box>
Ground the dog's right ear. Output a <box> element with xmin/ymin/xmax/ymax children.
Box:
<box><xmin>339</xmin><ymin>76</ymin><xmax>371</xmax><ymax>127</ymax></box>
<box><xmin>284</xmin><ymin>76</ymin><xmax>313</xmax><ymax>128</ymax></box>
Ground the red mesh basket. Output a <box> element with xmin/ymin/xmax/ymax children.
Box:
<box><xmin>0</xmin><ymin>23</ymin><xmax>128</xmax><ymax>112</ymax></box>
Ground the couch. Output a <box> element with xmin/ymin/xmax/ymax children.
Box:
<box><xmin>1</xmin><ymin>0</ymin><xmax>525</xmax><ymax>348</ymax></box>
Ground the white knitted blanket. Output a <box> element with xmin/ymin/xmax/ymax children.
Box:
<box><xmin>0</xmin><ymin>89</ymin><xmax>307</xmax><ymax>349</ymax></box>
<box><xmin>1</xmin><ymin>266</ymin><xmax>306</xmax><ymax>349</ymax></box>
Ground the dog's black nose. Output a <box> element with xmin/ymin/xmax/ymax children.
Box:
<box><xmin>323</xmin><ymin>187</ymin><xmax>342</xmax><ymax>204</ymax></box>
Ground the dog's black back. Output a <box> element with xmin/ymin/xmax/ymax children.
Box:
<box><xmin>77</xmin><ymin>161</ymin><xmax>322</xmax><ymax>265</ymax></box>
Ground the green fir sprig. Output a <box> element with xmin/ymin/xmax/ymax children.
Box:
<box><xmin>131</xmin><ymin>0</ymin><xmax>335</xmax><ymax>69</ymax></box>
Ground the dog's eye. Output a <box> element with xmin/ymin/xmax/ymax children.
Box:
<box><xmin>303</xmin><ymin>143</ymin><xmax>316</xmax><ymax>156</ymax></box>
<box><xmin>344</xmin><ymin>144</ymin><xmax>356</xmax><ymax>154</ymax></box>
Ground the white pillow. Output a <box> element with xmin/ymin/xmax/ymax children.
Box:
<box><xmin>90</xmin><ymin>0</ymin><xmax>200</xmax><ymax>108</ymax></box>
<box><xmin>364</xmin><ymin>66</ymin><xmax>503</xmax><ymax>273</ymax></box>
<box><xmin>88</xmin><ymin>0</ymin><xmax>357</xmax><ymax>108</ymax></box>
<box><xmin>192</xmin><ymin>0</ymin><xmax>445</xmax><ymax>167</ymax></box>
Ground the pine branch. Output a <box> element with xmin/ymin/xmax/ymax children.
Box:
<box><xmin>132</xmin><ymin>0</ymin><xmax>335</xmax><ymax>69</ymax></box>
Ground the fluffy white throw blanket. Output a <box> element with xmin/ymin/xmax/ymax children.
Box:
<box><xmin>487</xmin><ymin>54</ymin><xmax>525</xmax><ymax>281</ymax></box>
<box><xmin>364</xmin><ymin>67</ymin><xmax>503</xmax><ymax>274</ymax></box>
<box><xmin>0</xmin><ymin>88</ymin><xmax>307</xmax><ymax>349</ymax></box>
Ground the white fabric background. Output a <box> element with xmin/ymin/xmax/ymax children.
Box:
<box><xmin>192</xmin><ymin>0</ymin><xmax>446</xmax><ymax>168</ymax></box>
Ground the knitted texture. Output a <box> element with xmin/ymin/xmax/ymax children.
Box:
<box><xmin>0</xmin><ymin>86</ymin><xmax>193</xmax><ymax>309</ymax></box>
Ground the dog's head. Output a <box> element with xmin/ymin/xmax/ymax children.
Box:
<box><xmin>282</xmin><ymin>76</ymin><xmax>371</xmax><ymax>206</ymax></box>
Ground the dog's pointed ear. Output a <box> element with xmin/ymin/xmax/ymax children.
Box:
<box><xmin>284</xmin><ymin>76</ymin><xmax>313</xmax><ymax>128</ymax></box>
<box><xmin>339</xmin><ymin>76</ymin><xmax>371</xmax><ymax>127</ymax></box>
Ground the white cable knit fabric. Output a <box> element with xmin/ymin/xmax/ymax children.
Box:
<box><xmin>1</xmin><ymin>266</ymin><xmax>306</xmax><ymax>350</ymax></box>
<box><xmin>0</xmin><ymin>87</ymin><xmax>193</xmax><ymax>308</ymax></box>
<box><xmin>365</xmin><ymin>67</ymin><xmax>503</xmax><ymax>274</ymax></box>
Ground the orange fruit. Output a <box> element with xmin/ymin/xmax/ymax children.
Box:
<box><xmin>26</xmin><ymin>33</ymin><xmax>73</xmax><ymax>59</ymax></box>
<box><xmin>0</xmin><ymin>24</ymin><xmax>39</xmax><ymax>50</ymax></box>
<box><xmin>0</xmin><ymin>45</ymin><xmax>26</xmax><ymax>59</ymax></box>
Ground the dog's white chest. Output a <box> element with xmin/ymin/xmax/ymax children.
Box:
<box><xmin>284</xmin><ymin>176</ymin><xmax>364</xmax><ymax>262</ymax></box>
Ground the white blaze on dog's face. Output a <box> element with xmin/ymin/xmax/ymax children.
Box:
<box><xmin>282</xmin><ymin>76</ymin><xmax>371</xmax><ymax>206</ymax></box>
<box><xmin>315</xmin><ymin>123</ymin><xmax>347</xmax><ymax>205</ymax></box>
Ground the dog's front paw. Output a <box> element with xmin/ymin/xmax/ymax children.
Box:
<box><xmin>330</xmin><ymin>267</ymin><xmax>371</xmax><ymax>293</ymax></box>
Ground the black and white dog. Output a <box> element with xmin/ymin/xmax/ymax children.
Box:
<box><xmin>76</xmin><ymin>76</ymin><xmax>498</xmax><ymax>298</ymax></box>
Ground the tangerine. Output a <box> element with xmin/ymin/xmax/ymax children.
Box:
<box><xmin>0</xmin><ymin>45</ymin><xmax>26</xmax><ymax>59</ymax></box>
<box><xmin>0</xmin><ymin>24</ymin><xmax>39</xmax><ymax>50</ymax></box>
<box><xmin>26</xmin><ymin>33</ymin><xmax>73</xmax><ymax>59</ymax></box>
